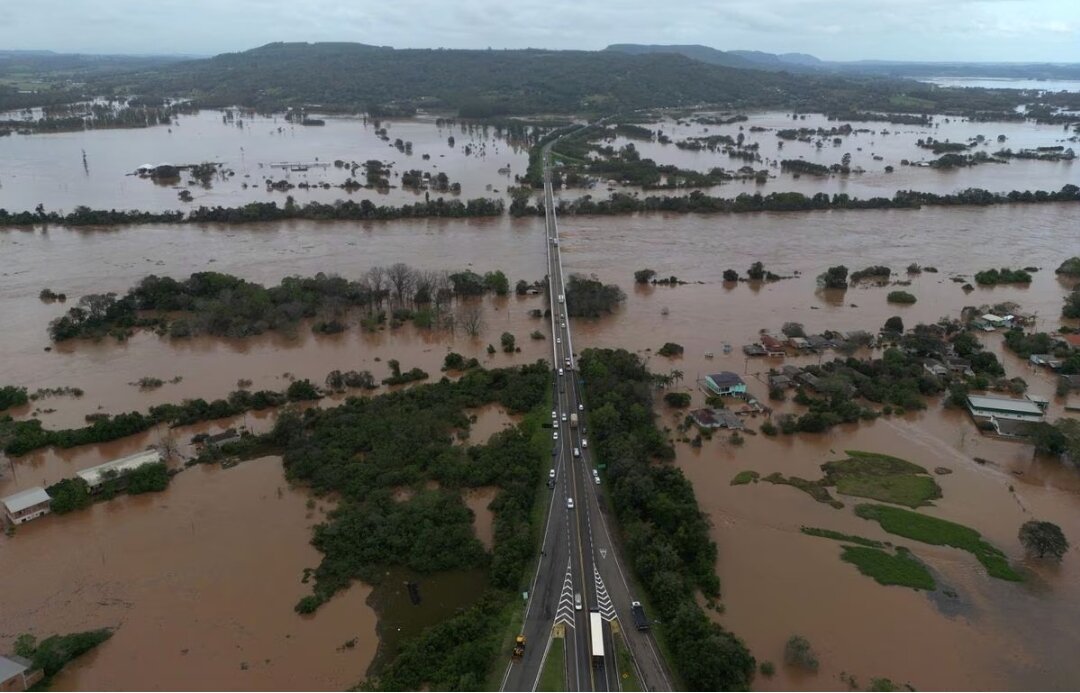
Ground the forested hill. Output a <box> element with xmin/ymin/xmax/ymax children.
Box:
<box><xmin>98</xmin><ymin>41</ymin><xmax>1022</xmax><ymax>116</ymax></box>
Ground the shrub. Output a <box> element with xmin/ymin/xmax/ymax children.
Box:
<box><xmin>657</xmin><ymin>342</ymin><xmax>684</xmax><ymax>357</ymax></box>
<box><xmin>883</xmin><ymin>316</ymin><xmax>904</xmax><ymax>333</ymax></box>
<box><xmin>664</xmin><ymin>392</ymin><xmax>692</xmax><ymax>408</ymax></box>
<box><xmin>634</xmin><ymin>268</ymin><xmax>657</xmax><ymax>284</ymax></box>
<box><xmin>785</xmin><ymin>635</ymin><xmax>819</xmax><ymax>672</ymax></box>
<box><xmin>723</xmin><ymin>269</ymin><xmax>739</xmax><ymax>282</ymax></box>
<box><xmin>887</xmin><ymin>291</ymin><xmax>917</xmax><ymax>304</ymax></box>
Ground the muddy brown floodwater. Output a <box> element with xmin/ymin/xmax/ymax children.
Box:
<box><xmin>0</xmin><ymin>111</ymin><xmax>529</xmax><ymax>212</ymax></box>
<box><xmin>0</xmin><ymin>457</ymin><xmax>377</xmax><ymax>691</ymax></box>
<box><xmin>2</xmin><ymin>187</ymin><xmax>1079</xmax><ymax>688</ymax></box>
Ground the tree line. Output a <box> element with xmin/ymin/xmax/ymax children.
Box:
<box><xmin>47</xmin><ymin>267</ymin><xmax>513</xmax><ymax>342</ymax></box>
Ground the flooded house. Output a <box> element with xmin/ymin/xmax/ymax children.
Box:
<box><xmin>689</xmin><ymin>408</ymin><xmax>745</xmax><ymax>430</ymax></box>
<box><xmin>759</xmin><ymin>334</ymin><xmax>786</xmax><ymax>356</ymax></box>
<box><xmin>1</xmin><ymin>487</ymin><xmax>51</xmax><ymax>525</ymax></box>
<box><xmin>76</xmin><ymin>449</ymin><xmax>163</xmax><ymax>493</ymax></box>
<box><xmin>703</xmin><ymin>372</ymin><xmax>748</xmax><ymax>397</ymax></box>
<box><xmin>966</xmin><ymin>394</ymin><xmax>1047</xmax><ymax>437</ymax></box>
<box><xmin>0</xmin><ymin>655</ymin><xmax>43</xmax><ymax>692</ymax></box>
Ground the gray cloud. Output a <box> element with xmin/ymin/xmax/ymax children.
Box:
<box><xmin>1</xmin><ymin>0</ymin><xmax>1077</xmax><ymax>61</ymax></box>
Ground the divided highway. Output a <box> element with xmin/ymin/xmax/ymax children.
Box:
<box><xmin>500</xmin><ymin>145</ymin><xmax>673</xmax><ymax>692</ymax></box>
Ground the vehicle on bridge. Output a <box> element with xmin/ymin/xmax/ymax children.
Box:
<box><xmin>590</xmin><ymin>610</ymin><xmax>604</xmax><ymax>668</ymax></box>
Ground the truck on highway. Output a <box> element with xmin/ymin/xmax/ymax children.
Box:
<box><xmin>512</xmin><ymin>634</ymin><xmax>526</xmax><ymax>659</ymax></box>
<box><xmin>589</xmin><ymin>610</ymin><xmax>604</xmax><ymax>668</ymax></box>
<box><xmin>631</xmin><ymin>601</ymin><xmax>650</xmax><ymax>631</ymax></box>
<box><xmin>570</xmin><ymin>413</ymin><xmax>578</xmax><ymax>429</ymax></box>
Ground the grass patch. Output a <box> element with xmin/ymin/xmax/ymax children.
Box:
<box><xmin>538</xmin><ymin>636</ymin><xmax>565</xmax><ymax>692</ymax></box>
<box><xmin>730</xmin><ymin>470</ymin><xmax>760</xmax><ymax>485</ymax></box>
<box><xmin>762</xmin><ymin>450</ymin><xmax>940</xmax><ymax>509</ymax></box>
<box><xmin>823</xmin><ymin>451</ymin><xmax>941</xmax><ymax>508</ymax></box>
<box><xmin>800</xmin><ymin>526</ymin><xmax>884</xmax><ymax>548</ymax></box>
<box><xmin>855</xmin><ymin>504</ymin><xmax>1022</xmax><ymax>581</ymax></box>
<box><xmin>613</xmin><ymin>630</ymin><xmax>642</xmax><ymax>692</ymax></box>
<box><xmin>840</xmin><ymin>545</ymin><xmax>936</xmax><ymax>590</ymax></box>
<box><xmin>763</xmin><ymin>472</ymin><xmax>843</xmax><ymax>508</ymax></box>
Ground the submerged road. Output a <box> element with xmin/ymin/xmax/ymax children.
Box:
<box><xmin>500</xmin><ymin>140</ymin><xmax>674</xmax><ymax>692</ymax></box>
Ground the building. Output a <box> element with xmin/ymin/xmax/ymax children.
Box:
<box><xmin>768</xmin><ymin>374</ymin><xmax>793</xmax><ymax>390</ymax></box>
<box><xmin>806</xmin><ymin>334</ymin><xmax>831</xmax><ymax>351</ymax></box>
<box><xmin>945</xmin><ymin>357</ymin><xmax>974</xmax><ymax>377</ymax></box>
<box><xmin>922</xmin><ymin>359</ymin><xmax>949</xmax><ymax>378</ymax></box>
<box><xmin>1064</xmin><ymin>334</ymin><xmax>1080</xmax><ymax>350</ymax></box>
<box><xmin>0</xmin><ymin>655</ymin><xmax>43</xmax><ymax>691</ymax></box>
<box><xmin>689</xmin><ymin>408</ymin><xmax>744</xmax><ymax>430</ymax></box>
<box><xmin>759</xmin><ymin>335</ymin><xmax>786</xmax><ymax>356</ymax></box>
<box><xmin>967</xmin><ymin>394</ymin><xmax>1045</xmax><ymax>421</ymax></box>
<box><xmin>1</xmin><ymin>487</ymin><xmax>51</xmax><ymax>525</ymax></box>
<box><xmin>1029</xmin><ymin>354</ymin><xmax>1063</xmax><ymax>370</ymax></box>
<box><xmin>1060</xmin><ymin>374</ymin><xmax>1080</xmax><ymax>392</ymax></box>
<box><xmin>788</xmin><ymin>336</ymin><xmax>809</xmax><ymax>350</ymax></box>
<box><xmin>703</xmin><ymin>372</ymin><xmax>747</xmax><ymax>397</ymax></box>
<box><xmin>980</xmin><ymin>314</ymin><xmax>1008</xmax><ymax>329</ymax></box>
<box><xmin>742</xmin><ymin>343</ymin><xmax>766</xmax><ymax>357</ymax></box>
<box><xmin>202</xmin><ymin>428</ymin><xmax>240</xmax><ymax>448</ymax></box>
<box><xmin>76</xmin><ymin>449</ymin><xmax>163</xmax><ymax>493</ymax></box>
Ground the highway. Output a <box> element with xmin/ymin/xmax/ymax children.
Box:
<box><xmin>500</xmin><ymin>142</ymin><xmax>673</xmax><ymax>692</ymax></box>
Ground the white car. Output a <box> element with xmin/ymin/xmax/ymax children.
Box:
<box><xmin>578</xmin><ymin>403</ymin><xmax>583</xmax><ymax>412</ymax></box>
<box><xmin>582</xmin><ymin>438</ymin><xmax>588</xmax><ymax>448</ymax></box>
<box><xmin>557</xmin><ymin>337</ymin><xmax>562</xmax><ymax>344</ymax></box>
<box><xmin>573</xmin><ymin>447</ymin><xmax>580</xmax><ymax>458</ymax></box>
<box><xmin>561</xmin><ymin>413</ymin><xmax>568</xmax><ymax>423</ymax></box>
<box><xmin>558</xmin><ymin>368</ymin><xmax>564</xmax><ymax>376</ymax></box>
<box><xmin>594</xmin><ymin>475</ymin><xmax>601</xmax><ymax>486</ymax></box>
<box><xmin>553</xmin><ymin>430</ymin><xmax>559</xmax><ymax>440</ymax></box>
<box><xmin>567</xmin><ymin>497</ymin><xmax>574</xmax><ymax>509</ymax></box>
<box><xmin>565</xmin><ymin>357</ymin><xmax>571</xmax><ymax>367</ymax></box>
<box><xmin>551</xmin><ymin>410</ymin><xmax>557</xmax><ymax>420</ymax></box>
<box><xmin>549</xmin><ymin>468</ymin><xmax>556</xmax><ymax>479</ymax></box>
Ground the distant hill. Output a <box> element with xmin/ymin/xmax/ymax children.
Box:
<box><xmin>73</xmin><ymin>42</ymin><xmax>1029</xmax><ymax>117</ymax></box>
<box><xmin>603</xmin><ymin>44</ymin><xmax>758</xmax><ymax>70</ymax></box>
<box><xmin>104</xmin><ymin>41</ymin><xmax>886</xmax><ymax>114</ymax></box>
<box><xmin>728</xmin><ymin>50</ymin><xmax>824</xmax><ymax>68</ymax></box>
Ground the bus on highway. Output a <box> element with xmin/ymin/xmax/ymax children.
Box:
<box><xmin>589</xmin><ymin>610</ymin><xmax>604</xmax><ymax>668</ymax></box>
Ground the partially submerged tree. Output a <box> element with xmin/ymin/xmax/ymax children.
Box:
<box><xmin>1019</xmin><ymin>520</ymin><xmax>1069</xmax><ymax>561</ymax></box>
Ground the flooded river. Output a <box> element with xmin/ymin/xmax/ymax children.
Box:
<box><xmin>2</xmin><ymin>117</ymin><xmax>1079</xmax><ymax>689</ymax></box>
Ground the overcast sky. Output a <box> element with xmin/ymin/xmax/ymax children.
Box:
<box><xmin>2</xmin><ymin>0</ymin><xmax>1079</xmax><ymax>62</ymax></box>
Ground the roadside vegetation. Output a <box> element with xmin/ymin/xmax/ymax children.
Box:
<box><xmin>579</xmin><ymin>347</ymin><xmax>755</xmax><ymax>690</ymax></box>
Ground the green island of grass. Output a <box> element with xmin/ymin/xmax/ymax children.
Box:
<box><xmin>730</xmin><ymin>470</ymin><xmax>760</xmax><ymax>485</ymax></box>
<box><xmin>823</xmin><ymin>451</ymin><xmax>942</xmax><ymax>508</ymax></box>
<box><xmin>760</xmin><ymin>450</ymin><xmax>941</xmax><ymax>509</ymax></box>
<box><xmin>800</xmin><ymin>526</ymin><xmax>885</xmax><ymax>548</ymax></box>
<box><xmin>855</xmin><ymin>504</ymin><xmax>1022</xmax><ymax>581</ymax></box>
<box><xmin>840</xmin><ymin>545</ymin><xmax>936</xmax><ymax>590</ymax></box>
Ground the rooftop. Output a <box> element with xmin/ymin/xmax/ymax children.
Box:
<box><xmin>76</xmin><ymin>449</ymin><xmax>162</xmax><ymax>488</ymax></box>
<box><xmin>967</xmin><ymin>394</ymin><xmax>1045</xmax><ymax>417</ymax></box>
<box><xmin>1</xmin><ymin>486</ymin><xmax>51</xmax><ymax>514</ymax></box>
<box><xmin>0</xmin><ymin>655</ymin><xmax>32</xmax><ymax>682</ymax></box>
<box><xmin>707</xmin><ymin>372</ymin><xmax>744</xmax><ymax>387</ymax></box>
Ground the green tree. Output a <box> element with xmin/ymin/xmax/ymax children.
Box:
<box><xmin>1019</xmin><ymin>520</ymin><xmax>1069</xmax><ymax>560</ymax></box>
<box><xmin>634</xmin><ymin>268</ymin><xmax>657</xmax><ymax>284</ymax></box>
<box><xmin>501</xmin><ymin>332</ymin><xmax>516</xmax><ymax>353</ymax></box>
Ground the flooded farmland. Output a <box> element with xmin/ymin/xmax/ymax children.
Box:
<box><xmin>0</xmin><ymin>457</ymin><xmax>377</xmax><ymax>691</ymax></box>
<box><xmin>2</xmin><ymin>111</ymin><xmax>1079</xmax><ymax>690</ymax></box>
